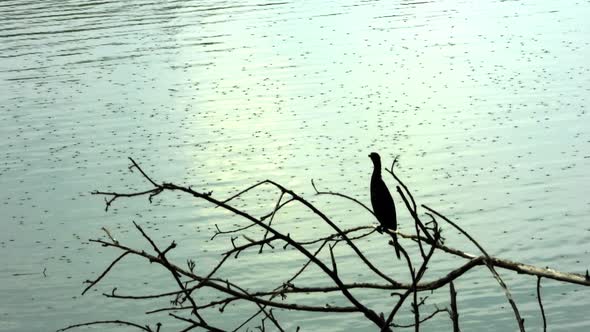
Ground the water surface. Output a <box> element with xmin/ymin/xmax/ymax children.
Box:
<box><xmin>1</xmin><ymin>0</ymin><xmax>589</xmax><ymax>331</ymax></box>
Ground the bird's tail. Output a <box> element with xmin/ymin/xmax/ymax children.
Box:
<box><xmin>390</xmin><ymin>233</ymin><xmax>401</xmax><ymax>259</ymax></box>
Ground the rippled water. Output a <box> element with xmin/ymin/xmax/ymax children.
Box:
<box><xmin>1</xmin><ymin>0</ymin><xmax>589</xmax><ymax>331</ymax></box>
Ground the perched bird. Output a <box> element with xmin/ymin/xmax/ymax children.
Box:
<box><xmin>369</xmin><ymin>152</ymin><xmax>401</xmax><ymax>259</ymax></box>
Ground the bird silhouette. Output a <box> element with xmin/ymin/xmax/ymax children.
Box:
<box><xmin>369</xmin><ymin>152</ymin><xmax>401</xmax><ymax>259</ymax></box>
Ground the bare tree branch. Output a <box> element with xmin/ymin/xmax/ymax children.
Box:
<box><xmin>423</xmin><ymin>205</ymin><xmax>525</xmax><ymax>332</ymax></box>
<box><xmin>62</xmin><ymin>157</ymin><xmax>590</xmax><ymax>332</ymax></box>
<box><xmin>449</xmin><ymin>281</ymin><xmax>459</xmax><ymax>332</ymax></box>
<box><xmin>57</xmin><ymin>320</ymin><xmax>156</xmax><ymax>332</ymax></box>
<box><xmin>537</xmin><ymin>276</ymin><xmax>547</xmax><ymax>332</ymax></box>
<box><xmin>391</xmin><ymin>307</ymin><xmax>448</xmax><ymax>328</ymax></box>
<box><xmin>82</xmin><ymin>251</ymin><xmax>130</xmax><ymax>295</ymax></box>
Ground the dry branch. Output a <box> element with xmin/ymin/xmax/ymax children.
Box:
<box><xmin>59</xmin><ymin>157</ymin><xmax>589</xmax><ymax>332</ymax></box>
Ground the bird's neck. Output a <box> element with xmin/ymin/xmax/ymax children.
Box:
<box><xmin>372</xmin><ymin>162</ymin><xmax>382</xmax><ymax>178</ymax></box>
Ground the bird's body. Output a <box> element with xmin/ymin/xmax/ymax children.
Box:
<box><xmin>369</xmin><ymin>152</ymin><xmax>401</xmax><ymax>259</ymax></box>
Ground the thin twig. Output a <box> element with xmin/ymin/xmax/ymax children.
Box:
<box><xmin>268</xmin><ymin>179</ymin><xmax>399</xmax><ymax>287</ymax></box>
<box><xmin>57</xmin><ymin>320</ymin><xmax>153</xmax><ymax>332</ymax></box>
<box><xmin>537</xmin><ymin>276</ymin><xmax>547</xmax><ymax>332</ymax></box>
<box><xmin>259</xmin><ymin>191</ymin><xmax>285</xmax><ymax>253</ymax></box>
<box><xmin>270</xmin><ymin>239</ymin><xmax>330</xmax><ymax>301</ymax></box>
<box><xmin>82</xmin><ymin>251</ymin><xmax>130</xmax><ymax>295</ymax></box>
<box><xmin>211</xmin><ymin>223</ymin><xmax>256</xmax><ymax>240</ymax></box>
<box><xmin>385</xmin><ymin>157</ymin><xmax>434</xmax><ymax>245</ymax></box>
<box><xmin>311</xmin><ymin>179</ymin><xmax>375</xmax><ymax>216</ymax></box>
<box><xmin>133</xmin><ymin>221</ymin><xmax>206</xmax><ymax>324</ymax></box>
<box><xmin>232</xmin><ymin>308</ymin><xmax>264</xmax><ymax>332</ymax></box>
<box><xmin>129</xmin><ymin>157</ymin><xmax>159</xmax><ymax>187</ymax></box>
<box><xmin>423</xmin><ymin>205</ymin><xmax>525</xmax><ymax>332</ymax></box>
<box><xmin>450</xmin><ymin>281</ymin><xmax>459</xmax><ymax>332</ymax></box>
<box><xmin>391</xmin><ymin>308</ymin><xmax>448</xmax><ymax>328</ymax></box>
<box><xmin>89</xmin><ymin>237</ymin><xmax>360</xmax><ymax>314</ymax></box>
<box><xmin>383</xmin><ymin>228</ymin><xmax>439</xmax><ymax>330</ymax></box>
<box><xmin>168</xmin><ymin>313</ymin><xmax>224</xmax><ymax>332</ymax></box>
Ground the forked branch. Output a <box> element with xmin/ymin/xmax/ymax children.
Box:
<box><xmin>59</xmin><ymin>157</ymin><xmax>588</xmax><ymax>332</ymax></box>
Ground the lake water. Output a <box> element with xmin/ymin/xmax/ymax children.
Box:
<box><xmin>1</xmin><ymin>0</ymin><xmax>589</xmax><ymax>331</ymax></box>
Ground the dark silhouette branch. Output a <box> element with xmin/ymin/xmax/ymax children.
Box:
<box><xmin>383</xmin><ymin>225</ymin><xmax>440</xmax><ymax>331</ymax></box>
<box><xmin>397</xmin><ymin>230</ymin><xmax>590</xmax><ymax>286</ymax></box>
<box><xmin>449</xmin><ymin>281</ymin><xmax>459</xmax><ymax>332</ymax></box>
<box><xmin>82</xmin><ymin>251</ymin><xmax>130</xmax><ymax>295</ymax></box>
<box><xmin>167</xmin><ymin>313</ymin><xmax>224</xmax><ymax>332</ymax></box>
<box><xmin>57</xmin><ymin>320</ymin><xmax>157</xmax><ymax>332</ymax></box>
<box><xmin>423</xmin><ymin>205</ymin><xmax>525</xmax><ymax>332</ymax></box>
<box><xmin>89</xmin><ymin>174</ymin><xmax>387</xmax><ymax>329</ymax></box>
<box><xmin>391</xmin><ymin>307</ymin><xmax>448</xmax><ymax>328</ymax></box>
<box><xmin>259</xmin><ymin>191</ymin><xmax>285</xmax><ymax>253</ymax></box>
<box><xmin>61</xmin><ymin>157</ymin><xmax>590</xmax><ymax>332</ymax></box>
<box><xmin>537</xmin><ymin>276</ymin><xmax>547</xmax><ymax>332</ymax></box>
<box><xmin>132</xmin><ymin>221</ymin><xmax>206</xmax><ymax>324</ymax></box>
<box><xmin>264</xmin><ymin>179</ymin><xmax>399</xmax><ymax>288</ymax></box>
<box><xmin>385</xmin><ymin>156</ymin><xmax>434</xmax><ymax>245</ymax></box>
<box><xmin>311</xmin><ymin>178</ymin><xmax>375</xmax><ymax>216</ymax></box>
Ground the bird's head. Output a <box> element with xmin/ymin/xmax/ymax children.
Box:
<box><xmin>368</xmin><ymin>152</ymin><xmax>381</xmax><ymax>165</ymax></box>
